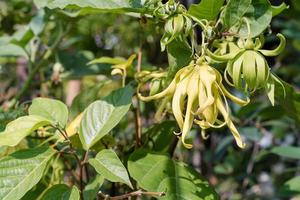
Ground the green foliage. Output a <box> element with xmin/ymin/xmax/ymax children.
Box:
<box><xmin>0</xmin><ymin>146</ymin><xmax>55</xmax><ymax>200</ymax></box>
<box><xmin>40</xmin><ymin>184</ymin><xmax>80</xmax><ymax>200</ymax></box>
<box><xmin>29</xmin><ymin>98</ymin><xmax>69</xmax><ymax>127</ymax></box>
<box><xmin>89</xmin><ymin>149</ymin><xmax>133</xmax><ymax>188</ymax></box>
<box><xmin>79</xmin><ymin>85</ymin><xmax>133</xmax><ymax>149</ymax></box>
<box><xmin>188</xmin><ymin>0</ymin><xmax>224</xmax><ymax>21</ymax></box>
<box><xmin>0</xmin><ymin>0</ymin><xmax>299</xmax><ymax>199</ymax></box>
<box><xmin>128</xmin><ymin>149</ymin><xmax>219</xmax><ymax>200</ymax></box>
<box><xmin>0</xmin><ymin>115</ymin><xmax>51</xmax><ymax>147</ymax></box>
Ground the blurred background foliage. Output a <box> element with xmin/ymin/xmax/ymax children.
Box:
<box><xmin>0</xmin><ymin>0</ymin><xmax>300</xmax><ymax>199</ymax></box>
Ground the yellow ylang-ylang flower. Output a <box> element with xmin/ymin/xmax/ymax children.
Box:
<box><xmin>206</xmin><ymin>34</ymin><xmax>286</xmax><ymax>93</ymax></box>
<box><xmin>138</xmin><ymin>59</ymin><xmax>249</xmax><ymax>149</ymax></box>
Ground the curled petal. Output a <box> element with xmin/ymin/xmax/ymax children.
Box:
<box><xmin>201</xmin><ymin>129</ymin><xmax>209</xmax><ymax>140</ymax></box>
<box><xmin>205</xmin><ymin>48</ymin><xmax>241</xmax><ymax>62</ymax></box>
<box><xmin>259</xmin><ymin>33</ymin><xmax>286</xmax><ymax>57</ymax></box>
<box><xmin>220</xmin><ymin>84</ymin><xmax>249</xmax><ymax>106</ymax></box>
<box><xmin>111</xmin><ymin>68</ymin><xmax>123</xmax><ymax>76</ymax></box>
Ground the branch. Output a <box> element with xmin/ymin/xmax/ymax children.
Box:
<box><xmin>11</xmin><ymin>22</ymin><xmax>69</xmax><ymax>106</ymax></box>
<box><xmin>98</xmin><ymin>190</ymin><xmax>165</xmax><ymax>200</ymax></box>
<box><xmin>134</xmin><ymin>50</ymin><xmax>143</xmax><ymax>148</ymax></box>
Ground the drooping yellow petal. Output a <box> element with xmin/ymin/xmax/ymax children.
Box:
<box><xmin>215</xmin><ymin>96</ymin><xmax>245</xmax><ymax>148</ymax></box>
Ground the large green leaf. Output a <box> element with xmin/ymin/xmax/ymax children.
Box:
<box><xmin>238</xmin><ymin>0</ymin><xmax>272</xmax><ymax>38</ymax></box>
<box><xmin>79</xmin><ymin>85</ymin><xmax>133</xmax><ymax>149</ymax></box>
<box><xmin>69</xmin><ymin>83</ymin><xmax>105</xmax><ymax>120</ymax></box>
<box><xmin>0</xmin><ymin>44</ymin><xmax>28</xmax><ymax>59</ymax></box>
<box><xmin>128</xmin><ymin>149</ymin><xmax>219</xmax><ymax>200</ymax></box>
<box><xmin>188</xmin><ymin>0</ymin><xmax>224</xmax><ymax>21</ymax></box>
<box><xmin>83</xmin><ymin>175</ymin><xmax>104</xmax><ymax>200</ymax></box>
<box><xmin>38</xmin><ymin>0</ymin><xmax>146</xmax><ymax>13</ymax></box>
<box><xmin>0</xmin><ymin>115</ymin><xmax>51</xmax><ymax>147</ymax></box>
<box><xmin>29</xmin><ymin>98</ymin><xmax>69</xmax><ymax>127</ymax></box>
<box><xmin>40</xmin><ymin>184</ymin><xmax>80</xmax><ymax>200</ymax></box>
<box><xmin>166</xmin><ymin>40</ymin><xmax>192</xmax><ymax>83</ymax></box>
<box><xmin>89</xmin><ymin>149</ymin><xmax>133</xmax><ymax>188</ymax></box>
<box><xmin>223</xmin><ymin>0</ymin><xmax>252</xmax><ymax>28</ymax></box>
<box><xmin>0</xmin><ymin>146</ymin><xmax>56</xmax><ymax>200</ymax></box>
<box><xmin>271</xmin><ymin>146</ymin><xmax>300</xmax><ymax>160</ymax></box>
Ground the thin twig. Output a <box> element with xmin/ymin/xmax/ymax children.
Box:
<box><xmin>11</xmin><ymin>22</ymin><xmax>70</xmax><ymax>105</ymax></box>
<box><xmin>134</xmin><ymin>51</ymin><xmax>143</xmax><ymax>148</ymax></box>
<box><xmin>98</xmin><ymin>190</ymin><xmax>165</xmax><ymax>200</ymax></box>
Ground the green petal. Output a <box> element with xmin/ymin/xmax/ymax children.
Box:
<box><xmin>259</xmin><ymin>34</ymin><xmax>286</xmax><ymax>57</ymax></box>
<box><xmin>242</xmin><ymin>51</ymin><xmax>257</xmax><ymax>90</ymax></box>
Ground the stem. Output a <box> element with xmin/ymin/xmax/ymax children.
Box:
<box><xmin>11</xmin><ymin>22</ymin><xmax>68</xmax><ymax>105</ymax></box>
<box><xmin>134</xmin><ymin>51</ymin><xmax>143</xmax><ymax>148</ymax></box>
<box><xmin>168</xmin><ymin>135</ymin><xmax>179</xmax><ymax>157</ymax></box>
<box><xmin>98</xmin><ymin>190</ymin><xmax>165</xmax><ymax>200</ymax></box>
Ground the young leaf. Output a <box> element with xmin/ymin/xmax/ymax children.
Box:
<box><xmin>128</xmin><ymin>149</ymin><xmax>219</xmax><ymax>200</ymax></box>
<box><xmin>29</xmin><ymin>98</ymin><xmax>69</xmax><ymax>127</ymax></box>
<box><xmin>188</xmin><ymin>0</ymin><xmax>225</xmax><ymax>21</ymax></box>
<box><xmin>0</xmin><ymin>115</ymin><xmax>51</xmax><ymax>147</ymax></box>
<box><xmin>40</xmin><ymin>184</ymin><xmax>80</xmax><ymax>200</ymax></box>
<box><xmin>279</xmin><ymin>176</ymin><xmax>300</xmax><ymax>197</ymax></box>
<box><xmin>0</xmin><ymin>146</ymin><xmax>56</xmax><ymax>200</ymax></box>
<box><xmin>79</xmin><ymin>85</ymin><xmax>133</xmax><ymax>150</ymax></box>
<box><xmin>89</xmin><ymin>149</ymin><xmax>133</xmax><ymax>189</ymax></box>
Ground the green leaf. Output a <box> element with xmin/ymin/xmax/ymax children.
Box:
<box><xmin>29</xmin><ymin>10</ymin><xmax>45</xmax><ymax>36</ymax></box>
<box><xmin>166</xmin><ymin>39</ymin><xmax>192</xmax><ymax>83</ymax></box>
<box><xmin>40</xmin><ymin>0</ymin><xmax>145</xmax><ymax>13</ymax></box>
<box><xmin>128</xmin><ymin>149</ymin><xmax>219</xmax><ymax>200</ymax></box>
<box><xmin>89</xmin><ymin>149</ymin><xmax>133</xmax><ymax>188</ymax></box>
<box><xmin>40</xmin><ymin>184</ymin><xmax>80</xmax><ymax>200</ymax></box>
<box><xmin>223</xmin><ymin>0</ymin><xmax>252</xmax><ymax>28</ymax></box>
<box><xmin>29</xmin><ymin>98</ymin><xmax>69</xmax><ymax>127</ymax></box>
<box><xmin>0</xmin><ymin>115</ymin><xmax>51</xmax><ymax>147</ymax></box>
<box><xmin>271</xmin><ymin>146</ymin><xmax>300</xmax><ymax>160</ymax></box>
<box><xmin>238</xmin><ymin>0</ymin><xmax>272</xmax><ymax>38</ymax></box>
<box><xmin>0</xmin><ymin>44</ymin><xmax>28</xmax><ymax>59</ymax></box>
<box><xmin>188</xmin><ymin>0</ymin><xmax>224</xmax><ymax>21</ymax></box>
<box><xmin>240</xmin><ymin>127</ymin><xmax>262</xmax><ymax>142</ymax></box>
<box><xmin>272</xmin><ymin>2</ymin><xmax>289</xmax><ymax>17</ymax></box>
<box><xmin>79</xmin><ymin>85</ymin><xmax>133</xmax><ymax>149</ymax></box>
<box><xmin>275</xmin><ymin>80</ymin><xmax>300</xmax><ymax>123</ymax></box>
<box><xmin>280</xmin><ymin>176</ymin><xmax>300</xmax><ymax>197</ymax></box>
<box><xmin>88</xmin><ymin>56</ymin><xmax>126</xmax><ymax>65</ymax></box>
<box><xmin>0</xmin><ymin>146</ymin><xmax>56</xmax><ymax>200</ymax></box>
<box><xmin>69</xmin><ymin>83</ymin><xmax>105</xmax><ymax>120</ymax></box>
<box><xmin>83</xmin><ymin>175</ymin><xmax>104</xmax><ymax>200</ymax></box>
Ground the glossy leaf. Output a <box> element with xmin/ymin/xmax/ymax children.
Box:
<box><xmin>128</xmin><ymin>149</ymin><xmax>219</xmax><ymax>200</ymax></box>
<box><xmin>280</xmin><ymin>176</ymin><xmax>300</xmax><ymax>197</ymax></box>
<box><xmin>0</xmin><ymin>146</ymin><xmax>56</xmax><ymax>200</ymax></box>
<box><xmin>188</xmin><ymin>0</ymin><xmax>224</xmax><ymax>21</ymax></box>
<box><xmin>89</xmin><ymin>149</ymin><xmax>133</xmax><ymax>188</ymax></box>
<box><xmin>29</xmin><ymin>98</ymin><xmax>69</xmax><ymax>127</ymax></box>
<box><xmin>79</xmin><ymin>85</ymin><xmax>133</xmax><ymax>149</ymax></box>
<box><xmin>29</xmin><ymin>9</ymin><xmax>45</xmax><ymax>36</ymax></box>
<box><xmin>0</xmin><ymin>115</ymin><xmax>51</xmax><ymax>147</ymax></box>
<box><xmin>271</xmin><ymin>146</ymin><xmax>300</xmax><ymax>160</ymax></box>
<box><xmin>40</xmin><ymin>184</ymin><xmax>80</xmax><ymax>200</ymax></box>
